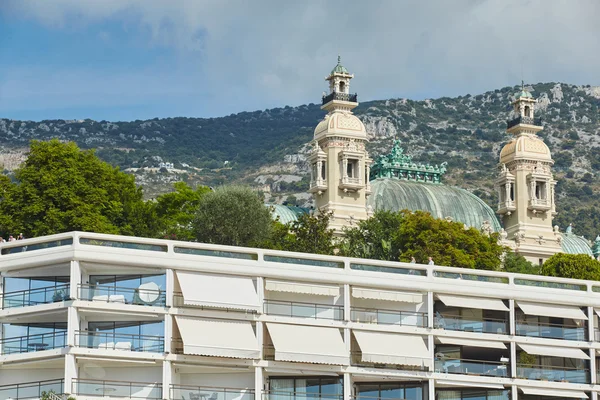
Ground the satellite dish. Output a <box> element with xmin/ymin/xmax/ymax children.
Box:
<box><xmin>138</xmin><ymin>281</ymin><xmax>160</xmax><ymax>304</ymax></box>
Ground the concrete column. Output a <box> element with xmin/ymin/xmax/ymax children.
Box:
<box><xmin>162</xmin><ymin>360</ymin><xmax>172</xmax><ymax>400</ymax></box>
<box><xmin>511</xmin><ymin>384</ymin><xmax>518</xmax><ymax>400</ymax></box>
<box><xmin>510</xmin><ymin>342</ymin><xmax>517</xmax><ymax>379</ymax></box>
<box><xmin>344</xmin><ymin>284</ymin><xmax>351</xmax><ymax>321</ymax></box>
<box><xmin>164</xmin><ymin>315</ymin><xmax>172</xmax><ymax>354</ymax></box>
<box><xmin>427</xmin><ymin>292</ymin><xmax>434</xmax><ymax>328</ymax></box>
<box><xmin>509</xmin><ymin>299</ymin><xmax>515</xmax><ymax>336</ymax></box>
<box><xmin>257</xmin><ymin>322</ymin><xmax>264</xmax><ymax>360</ymax></box>
<box><xmin>344</xmin><ymin>327</ymin><xmax>351</xmax><ymax>355</ymax></box>
<box><xmin>428</xmin><ymin>378</ymin><xmax>434</xmax><ymax>400</ymax></box>
<box><xmin>67</xmin><ymin>305</ymin><xmax>80</xmax><ymax>347</ymax></box>
<box><xmin>257</xmin><ymin>277</ymin><xmax>265</xmax><ymax>314</ymax></box>
<box><xmin>165</xmin><ymin>269</ymin><xmax>174</xmax><ymax>307</ymax></box>
<box><xmin>588</xmin><ymin>306</ymin><xmax>595</xmax><ymax>342</ymax></box>
<box><xmin>255</xmin><ymin>366</ymin><xmax>264</xmax><ymax>400</ymax></box>
<box><xmin>590</xmin><ymin>348</ymin><xmax>596</xmax><ymax>385</ymax></box>
<box><xmin>343</xmin><ymin>372</ymin><xmax>352</xmax><ymax>400</ymax></box>
<box><xmin>592</xmin><ymin>391</ymin><xmax>598</xmax><ymax>400</ymax></box>
<box><xmin>69</xmin><ymin>260</ymin><xmax>81</xmax><ymax>300</ymax></box>
<box><xmin>64</xmin><ymin>353</ymin><xmax>77</xmax><ymax>396</ymax></box>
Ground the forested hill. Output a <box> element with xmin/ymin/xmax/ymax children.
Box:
<box><xmin>1</xmin><ymin>82</ymin><xmax>600</xmax><ymax>239</ymax></box>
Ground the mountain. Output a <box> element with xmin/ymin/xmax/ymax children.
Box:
<box><xmin>1</xmin><ymin>82</ymin><xmax>599</xmax><ymax>239</ymax></box>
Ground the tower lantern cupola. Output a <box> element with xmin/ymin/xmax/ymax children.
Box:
<box><xmin>322</xmin><ymin>56</ymin><xmax>358</xmax><ymax>113</ymax></box>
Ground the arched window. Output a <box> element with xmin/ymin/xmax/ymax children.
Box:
<box><xmin>524</xmin><ymin>106</ymin><xmax>531</xmax><ymax>118</ymax></box>
<box><xmin>339</xmin><ymin>81</ymin><xmax>346</xmax><ymax>93</ymax></box>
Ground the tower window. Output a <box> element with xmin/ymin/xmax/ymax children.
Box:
<box><xmin>339</xmin><ymin>81</ymin><xmax>346</xmax><ymax>93</ymax></box>
<box><xmin>510</xmin><ymin>185</ymin><xmax>515</xmax><ymax>201</ymax></box>
<box><xmin>535</xmin><ymin>181</ymin><xmax>547</xmax><ymax>200</ymax></box>
<box><xmin>321</xmin><ymin>162</ymin><xmax>326</xmax><ymax>180</ymax></box>
<box><xmin>524</xmin><ymin>105</ymin><xmax>531</xmax><ymax>118</ymax></box>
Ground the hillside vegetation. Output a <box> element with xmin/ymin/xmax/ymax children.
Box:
<box><xmin>1</xmin><ymin>82</ymin><xmax>599</xmax><ymax>239</ymax></box>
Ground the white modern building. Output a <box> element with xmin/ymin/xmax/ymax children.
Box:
<box><xmin>1</xmin><ymin>232</ymin><xmax>600</xmax><ymax>400</ymax></box>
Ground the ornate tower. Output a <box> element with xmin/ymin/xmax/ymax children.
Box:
<box><xmin>495</xmin><ymin>84</ymin><xmax>561</xmax><ymax>264</ymax></box>
<box><xmin>308</xmin><ymin>57</ymin><xmax>371</xmax><ymax>233</ymax></box>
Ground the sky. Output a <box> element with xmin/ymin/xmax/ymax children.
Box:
<box><xmin>0</xmin><ymin>0</ymin><xmax>599</xmax><ymax>122</ymax></box>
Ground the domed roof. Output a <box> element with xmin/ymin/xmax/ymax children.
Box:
<box><xmin>270</xmin><ymin>204</ymin><xmax>309</xmax><ymax>225</ymax></box>
<box><xmin>561</xmin><ymin>226</ymin><xmax>593</xmax><ymax>256</ymax></box>
<box><xmin>367</xmin><ymin>178</ymin><xmax>502</xmax><ymax>232</ymax></box>
<box><xmin>500</xmin><ymin>134</ymin><xmax>552</xmax><ymax>164</ymax></box>
<box><xmin>314</xmin><ymin>112</ymin><xmax>367</xmax><ymax>138</ymax></box>
<box><xmin>516</xmin><ymin>90</ymin><xmax>533</xmax><ymax>99</ymax></box>
<box><xmin>331</xmin><ymin>56</ymin><xmax>349</xmax><ymax>75</ymax></box>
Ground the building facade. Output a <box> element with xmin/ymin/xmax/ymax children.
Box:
<box><xmin>2</xmin><ymin>232</ymin><xmax>600</xmax><ymax>399</ymax></box>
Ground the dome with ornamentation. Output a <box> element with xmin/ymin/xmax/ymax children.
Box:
<box><xmin>500</xmin><ymin>134</ymin><xmax>552</xmax><ymax>164</ymax></box>
<box><xmin>313</xmin><ymin>112</ymin><xmax>367</xmax><ymax>139</ymax></box>
<box><xmin>330</xmin><ymin>56</ymin><xmax>349</xmax><ymax>75</ymax></box>
<box><xmin>561</xmin><ymin>225</ymin><xmax>593</xmax><ymax>256</ymax></box>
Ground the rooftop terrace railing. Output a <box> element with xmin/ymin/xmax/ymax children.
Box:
<box><xmin>2</xmin><ymin>231</ymin><xmax>600</xmax><ymax>299</ymax></box>
<box><xmin>78</xmin><ymin>283</ymin><xmax>166</xmax><ymax>307</ymax></box>
<box><xmin>1</xmin><ymin>283</ymin><xmax>70</xmax><ymax>309</ymax></box>
<box><xmin>75</xmin><ymin>330</ymin><xmax>164</xmax><ymax>353</ymax></box>
<box><xmin>1</xmin><ymin>331</ymin><xmax>67</xmax><ymax>355</ymax></box>
<box><xmin>170</xmin><ymin>385</ymin><xmax>255</xmax><ymax>400</ymax></box>
<box><xmin>72</xmin><ymin>379</ymin><xmax>162</xmax><ymax>399</ymax></box>
<box><xmin>0</xmin><ymin>379</ymin><xmax>64</xmax><ymax>400</ymax></box>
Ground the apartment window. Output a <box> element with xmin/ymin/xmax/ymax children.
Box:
<box><xmin>87</xmin><ymin>321</ymin><xmax>164</xmax><ymax>338</ymax></box>
<box><xmin>89</xmin><ymin>274</ymin><xmax>165</xmax><ymax>289</ymax></box>
<box><xmin>269</xmin><ymin>377</ymin><xmax>342</xmax><ymax>398</ymax></box>
<box><xmin>436</xmin><ymin>389</ymin><xmax>509</xmax><ymax>400</ymax></box>
<box><xmin>4</xmin><ymin>276</ymin><xmax>69</xmax><ymax>293</ymax></box>
<box><xmin>356</xmin><ymin>382</ymin><xmax>425</xmax><ymax>400</ymax></box>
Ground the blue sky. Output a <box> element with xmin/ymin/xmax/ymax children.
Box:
<box><xmin>1</xmin><ymin>0</ymin><xmax>599</xmax><ymax>122</ymax></box>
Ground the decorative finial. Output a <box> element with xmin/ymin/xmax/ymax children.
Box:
<box><xmin>521</xmin><ymin>80</ymin><xmax>525</xmax><ymax>91</ymax></box>
<box><xmin>337</xmin><ymin>55</ymin><xmax>341</xmax><ymax>64</ymax></box>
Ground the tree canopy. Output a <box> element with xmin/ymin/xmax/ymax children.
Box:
<box><xmin>0</xmin><ymin>140</ymin><xmax>150</xmax><ymax>237</ymax></box>
<box><xmin>541</xmin><ymin>253</ymin><xmax>600</xmax><ymax>281</ymax></box>
<box><xmin>339</xmin><ymin>210</ymin><xmax>505</xmax><ymax>270</ymax></box>
<box><xmin>192</xmin><ymin>185</ymin><xmax>273</xmax><ymax>247</ymax></box>
<box><xmin>264</xmin><ymin>212</ymin><xmax>335</xmax><ymax>255</ymax></box>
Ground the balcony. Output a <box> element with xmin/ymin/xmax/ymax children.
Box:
<box><xmin>1</xmin><ymin>284</ymin><xmax>70</xmax><ymax>309</ymax></box>
<box><xmin>435</xmin><ymin>357</ymin><xmax>509</xmax><ymax>377</ymax></box>
<box><xmin>72</xmin><ymin>379</ymin><xmax>162</xmax><ymax>399</ymax></box>
<box><xmin>75</xmin><ymin>330</ymin><xmax>164</xmax><ymax>353</ymax></box>
<box><xmin>1</xmin><ymin>331</ymin><xmax>67</xmax><ymax>355</ymax></box>
<box><xmin>0</xmin><ymin>379</ymin><xmax>64</xmax><ymax>400</ymax></box>
<box><xmin>506</xmin><ymin>116</ymin><xmax>542</xmax><ymax>129</ymax></box>
<box><xmin>322</xmin><ymin>92</ymin><xmax>358</xmax><ymax>105</ymax></box>
<box><xmin>263</xmin><ymin>392</ymin><xmax>342</xmax><ymax>400</ymax></box>
<box><xmin>516</xmin><ymin>320</ymin><xmax>586</xmax><ymax>341</ymax></box>
<box><xmin>434</xmin><ymin>313</ymin><xmax>508</xmax><ymax>334</ymax></box>
<box><xmin>516</xmin><ymin>364</ymin><xmax>589</xmax><ymax>383</ymax></box>
<box><xmin>171</xmin><ymin>385</ymin><xmax>254</xmax><ymax>400</ymax></box>
<box><xmin>339</xmin><ymin>177</ymin><xmax>363</xmax><ymax>192</ymax></box>
<box><xmin>351</xmin><ymin>307</ymin><xmax>426</xmax><ymax>327</ymax></box>
<box><xmin>497</xmin><ymin>200</ymin><xmax>516</xmax><ymax>215</ymax></box>
<box><xmin>309</xmin><ymin>179</ymin><xmax>328</xmax><ymax>194</ymax></box>
<box><xmin>264</xmin><ymin>300</ymin><xmax>343</xmax><ymax>321</ymax></box>
<box><xmin>79</xmin><ymin>284</ymin><xmax>166</xmax><ymax>307</ymax></box>
<box><xmin>528</xmin><ymin>198</ymin><xmax>552</xmax><ymax>212</ymax></box>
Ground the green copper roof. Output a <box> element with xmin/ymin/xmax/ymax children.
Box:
<box><xmin>331</xmin><ymin>55</ymin><xmax>349</xmax><ymax>75</ymax></box>
<box><xmin>270</xmin><ymin>204</ymin><xmax>309</xmax><ymax>225</ymax></box>
<box><xmin>516</xmin><ymin>90</ymin><xmax>533</xmax><ymax>98</ymax></box>
<box><xmin>370</xmin><ymin>140</ymin><xmax>447</xmax><ymax>183</ymax></box>
<box><xmin>561</xmin><ymin>226</ymin><xmax>593</xmax><ymax>256</ymax></box>
<box><xmin>367</xmin><ymin>178</ymin><xmax>502</xmax><ymax>232</ymax></box>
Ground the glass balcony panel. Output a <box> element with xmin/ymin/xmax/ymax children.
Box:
<box><xmin>0</xmin><ymin>379</ymin><xmax>64</xmax><ymax>400</ymax></box>
<box><xmin>79</xmin><ymin>284</ymin><xmax>166</xmax><ymax>307</ymax></box>
<box><xmin>435</xmin><ymin>358</ymin><xmax>509</xmax><ymax>377</ymax></box>
<box><xmin>264</xmin><ymin>392</ymin><xmax>342</xmax><ymax>400</ymax></box>
<box><xmin>516</xmin><ymin>321</ymin><xmax>586</xmax><ymax>341</ymax></box>
<box><xmin>171</xmin><ymin>385</ymin><xmax>255</xmax><ymax>400</ymax></box>
<box><xmin>516</xmin><ymin>365</ymin><xmax>589</xmax><ymax>383</ymax></box>
<box><xmin>76</xmin><ymin>331</ymin><xmax>164</xmax><ymax>353</ymax></box>
<box><xmin>435</xmin><ymin>315</ymin><xmax>507</xmax><ymax>334</ymax></box>
<box><xmin>351</xmin><ymin>307</ymin><xmax>426</xmax><ymax>327</ymax></box>
<box><xmin>1</xmin><ymin>284</ymin><xmax>70</xmax><ymax>309</ymax></box>
<box><xmin>73</xmin><ymin>379</ymin><xmax>162</xmax><ymax>399</ymax></box>
<box><xmin>1</xmin><ymin>331</ymin><xmax>67</xmax><ymax>355</ymax></box>
<box><xmin>264</xmin><ymin>300</ymin><xmax>343</xmax><ymax>321</ymax></box>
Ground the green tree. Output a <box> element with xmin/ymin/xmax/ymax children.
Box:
<box><xmin>503</xmin><ymin>252</ymin><xmax>540</xmax><ymax>275</ymax></box>
<box><xmin>541</xmin><ymin>253</ymin><xmax>600</xmax><ymax>281</ymax></box>
<box><xmin>340</xmin><ymin>210</ymin><xmax>505</xmax><ymax>270</ymax></box>
<box><xmin>154</xmin><ymin>182</ymin><xmax>211</xmax><ymax>241</ymax></box>
<box><xmin>0</xmin><ymin>140</ymin><xmax>152</xmax><ymax>237</ymax></box>
<box><xmin>192</xmin><ymin>186</ymin><xmax>272</xmax><ymax>247</ymax></box>
<box><xmin>265</xmin><ymin>212</ymin><xmax>335</xmax><ymax>255</ymax></box>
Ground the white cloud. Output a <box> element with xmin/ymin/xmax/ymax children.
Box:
<box><xmin>2</xmin><ymin>0</ymin><xmax>600</xmax><ymax>119</ymax></box>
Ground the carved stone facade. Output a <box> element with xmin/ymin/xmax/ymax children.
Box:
<box><xmin>496</xmin><ymin>86</ymin><xmax>561</xmax><ymax>264</ymax></box>
<box><xmin>310</xmin><ymin>58</ymin><xmax>371</xmax><ymax>233</ymax></box>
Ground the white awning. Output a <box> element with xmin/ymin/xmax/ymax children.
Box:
<box><xmin>265</xmin><ymin>279</ymin><xmax>340</xmax><ymax>297</ymax></box>
<box><xmin>175</xmin><ymin>271</ymin><xmax>260</xmax><ymax>311</ymax></box>
<box><xmin>517</xmin><ymin>301</ymin><xmax>587</xmax><ymax>320</ymax></box>
<box><xmin>352</xmin><ymin>287</ymin><xmax>424</xmax><ymax>303</ymax></box>
<box><xmin>437</xmin><ymin>336</ymin><xmax>507</xmax><ymax>349</ymax></box>
<box><xmin>520</xmin><ymin>386</ymin><xmax>588</xmax><ymax>399</ymax></box>
<box><xmin>266</xmin><ymin>323</ymin><xmax>347</xmax><ymax>365</ymax></box>
<box><xmin>353</xmin><ymin>331</ymin><xmax>431</xmax><ymax>368</ymax></box>
<box><xmin>518</xmin><ymin>343</ymin><xmax>590</xmax><ymax>360</ymax></box>
<box><xmin>174</xmin><ymin>316</ymin><xmax>259</xmax><ymax>359</ymax></box>
<box><xmin>437</xmin><ymin>294</ymin><xmax>508</xmax><ymax>311</ymax></box>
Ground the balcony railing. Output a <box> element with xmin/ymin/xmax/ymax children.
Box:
<box><xmin>170</xmin><ymin>385</ymin><xmax>254</xmax><ymax>400</ymax></box>
<box><xmin>79</xmin><ymin>284</ymin><xmax>166</xmax><ymax>307</ymax></box>
<box><xmin>516</xmin><ymin>364</ymin><xmax>589</xmax><ymax>383</ymax></box>
<box><xmin>435</xmin><ymin>358</ymin><xmax>509</xmax><ymax>377</ymax></box>
<box><xmin>351</xmin><ymin>351</ymin><xmax>429</xmax><ymax>370</ymax></box>
<box><xmin>75</xmin><ymin>331</ymin><xmax>164</xmax><ymax>353</ymax></box>
<box><xmin>506</xmin><ymin>116</ymin><xmax>542</xmax><ymax>129</ymax></box>
<box><xmin>263</xmin><ymin>391</ymin><xmax>342</xmax><ymax>400</ymax></box>
<box><xmin>351</xmin><ymin>307</ymin><xmax>426</xmax><ymax>327</ymax></box>
<box><xmin>1</xmin><ymin>331</ymin><xmax>67</xmax><ymax>355</ymax></box>
<box><xmin>1</xmin><ymin>284</ymin><xmax>70</xmax><ymax>309</ymax></box>
<box><xmin>434</xmin><ymin>314</ymin><xmax>508</xmax><ymax>334</ymax></box>
<box><xmin>0</xmin><ymin>379</ymin><xmax>64</xmax><ymax>400</ymax></box>
<box><xmin>322</xmin><ymin>92</ymin><xmax>358</xmax><ymax>105</ymax></box>
<box><xmin>264</xmin><ymin>300</ymin><xmax>343</xmax><ymax>321</ymax></box>
<box><xmin>72</xmin><ymin>379</ymin><xmax>162</xmax><ymax>399</ymax></box>
<box><xmin>516</xmin><ymin>320</ymin><xmax>586</xmax><ymax>341</ymax></box>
